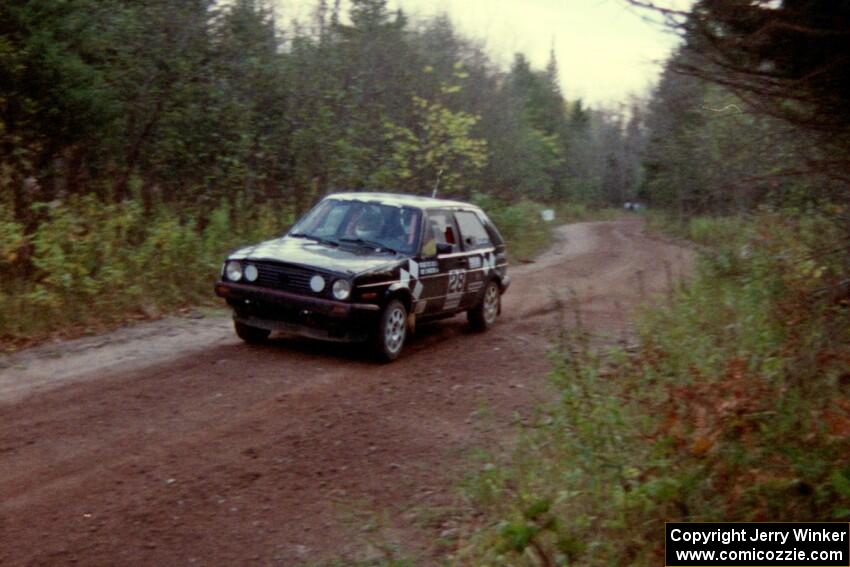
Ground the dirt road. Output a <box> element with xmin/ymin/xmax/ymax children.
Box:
<box><xmin>0</xmin><ymin>219</ymin><xmax>691</xmax><ymax>566</ymax></box>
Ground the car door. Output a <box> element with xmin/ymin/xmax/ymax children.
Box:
<box><xmin>417</xmin><ymin>209</ymin><xmax>468</xmax><ymax>315</ymax></box>
<box><xmin>453</xmin><ymin>209</ymin><xmax>496</xmax><ymax>309</ymax></box>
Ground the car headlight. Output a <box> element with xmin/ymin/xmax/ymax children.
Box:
<box><xmin>244</xmin><ymin>264</ymin><xmax>258</xmax><ymax>282</ymax></box>
<box><xmin>332</xmin><ymin>279</ymin><xmax>351</xmax><ymax>300</ymax></box>
<box><xmin>310</xmin><ymin>274</ymin><xmax>325</xmax><ymax>293</ymax></box>
<box><xmin>225</xmin><ymin>260</ymin><xmax>243</xmax><ymax>281</ymax></box>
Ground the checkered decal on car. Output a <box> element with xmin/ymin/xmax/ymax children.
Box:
<box><xmin>483</xmin><ymin>251</ymin><xmax>496</xmax><ymax>275</ymax></box>
<box><xmin>399</xmin><ymin>259</ymin><xmax>424</xmax><ymax>300</ymax></box>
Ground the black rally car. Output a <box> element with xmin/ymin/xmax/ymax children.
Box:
<box><xmin>214</xmin><ymin>192</ymin><xmax>510</xmax><ymax>361</ymax></box>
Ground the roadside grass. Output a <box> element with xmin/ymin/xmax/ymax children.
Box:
<box><xmin>305</xmin><ymin>500</ymin><xmax>423</xmax><ymax>567</ymax></box>
<box><xmin>449</xmin><ymin>208</ymin><xmax>850</xmax><ymax>565</ymax></box>
<box><xmin>645</xmin><ymin>209</ymin><xmax>750</xmax><ymax>249</ymax></box>
<box><xmin>0</xmin><ymin>196</ymin><xmax>288</xmax><ymax>351</ymax></box>
<box><xmin>555</xmin><ymin>202</ymin><xmax>622</xmax><ymax>224</ymax></box>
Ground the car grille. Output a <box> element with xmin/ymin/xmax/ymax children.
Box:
<box><xmin>250</xmin><ymin>262</ymin><xmax>321</xmax><ymax>295</ymax></box>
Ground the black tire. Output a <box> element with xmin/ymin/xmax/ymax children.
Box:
<box><xmin>234</xmin><ymin>321</ymin><xmax>271</xmax><ymax>344</ymax></box>
<box><xmin>373</xmin><ymin>299</ymin><xmax>407</xmax><ymax>362</ymax></box>
<box><xmin>468</xmin><ymin>280</ymin><xmax>500</xmax><ymax>332</ymax></box>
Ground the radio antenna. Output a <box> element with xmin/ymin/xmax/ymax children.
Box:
<box><xmin>431</xmin><ymin>168</ymin><xmax>443</xmax><ymax>198</ymax></box>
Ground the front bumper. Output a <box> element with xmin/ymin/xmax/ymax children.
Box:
<box><xmin>214</xmin><ymin>281</ymin><xmax>380</xmax><ymax>342</ymax></box>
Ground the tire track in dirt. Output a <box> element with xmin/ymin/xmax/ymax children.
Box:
<box><xmin>0</xmin><ymin>218</ymin><xmax>691</xmax><ymax>566</ymax></box>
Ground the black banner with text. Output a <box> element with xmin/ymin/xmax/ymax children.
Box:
<box><xmin>666</xmin><ymin>523</ymin><xmax>850</xmax><ymax>566</ymax></box>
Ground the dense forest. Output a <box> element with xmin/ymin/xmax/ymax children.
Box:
<box><xmin>0</xmin><ymin>0</ymin><xmax>641</xmax><ymax>340</ymax></box>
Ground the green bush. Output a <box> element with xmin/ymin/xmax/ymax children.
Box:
<box><xmin>0</xmin><ymin>196</ymin><xmax>292</xmax><ymax>343</ymax></box>
<box><xmin>647</xmin><ymin>212</ymin><xmax>749</xmax><ymax>248</ymax></box>
<box><xmin>687</xmin><ymin>216</ymin><xmax>749</xmax><ymax>248</ymax></box>
<box><xmin>0</xmin><ymin>204</ymin><xmax>26</xmax><ymax>266</ymax></box>
<box><xmin>472</xmin><ymin>194</ymin><xmax>553</xmax><ymax>262</ymax></box>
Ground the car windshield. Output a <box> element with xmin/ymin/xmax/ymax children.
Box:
<box><xmin>290</xmin><ymin>199</ymin><xmax>422</xmax><ymax>254</ymax></box>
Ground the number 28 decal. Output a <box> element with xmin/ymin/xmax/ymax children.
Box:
<box><xmin>447</xmin><ymin>269</ymin><xmax>466</xmax><ymax>293</ymax></box>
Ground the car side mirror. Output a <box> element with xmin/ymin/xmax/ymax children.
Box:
<box><xmin>436</xmin><ymin>242</ymin><xmax>453</xmax><ymax>256</ymax></box>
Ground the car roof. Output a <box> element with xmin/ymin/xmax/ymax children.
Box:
<box><xmin>325</xmin><ymin>192</ymin><xmax>480</xmax><ymax>211</ymax></box>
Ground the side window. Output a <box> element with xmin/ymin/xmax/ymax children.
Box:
<box><xmin>421</xmin><ymin>210</ymin><xmax>458</xmax><ymax>256</ymax></box>
<box><xmin>455</xmin><ymin>210</ymin><xmax>493</xmax><ymax>250</ymax></box>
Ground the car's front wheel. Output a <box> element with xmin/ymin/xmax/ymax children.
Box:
<box><xmin>373</xmin><ymin>299</ymin><xmax>407</xmax><ymax>362</ymax></box>
<box><xmin>468</xmin><ymin>280</ymin><xmax>500</xmax><ymax>331</ymax></box>
<box><xmin>234</xmin><ymin>321</ymin><xmax>271</xmax><ymax>344</ymax></box>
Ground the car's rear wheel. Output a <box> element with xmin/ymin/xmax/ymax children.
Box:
<box><xmin>234</xmin><ymin>321</ymin><xmax>271</xmax><ymax>344</ymax></box>
<box><xmin>468</xmin><ymin>280</ymin><xmax>500</xmax><ymax>331</ymax></box>
<box><xmin>373</xmin><ymin>299</ymin><xmax>407</xmax><ymax>362</ymax></box>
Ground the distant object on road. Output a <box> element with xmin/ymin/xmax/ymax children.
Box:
<box><xmin>541</xmin><ymin>208</ymin><xmax>555</xmax><ymax>222</ymax></box>
<box><xmin>624</xmin><ymin>202</ymin><xmax>644</xmax><ymax>212</ymax></box>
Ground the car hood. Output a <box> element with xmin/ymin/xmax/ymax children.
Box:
<box><xmin>228</xmin><ymin>236</ymin><xmax>400</xmax><ymax>276</ymax></box>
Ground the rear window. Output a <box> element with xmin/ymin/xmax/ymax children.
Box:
<box><xmin>455</xmin><ymin>210</ymin><xmax>492</xmax><ymax>250</ymax></box>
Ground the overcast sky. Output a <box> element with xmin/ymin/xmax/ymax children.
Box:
<box><xmin>274</xmin><ymin>0</ymin><xmax>685</xmax><ymax>107</ymax></box>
